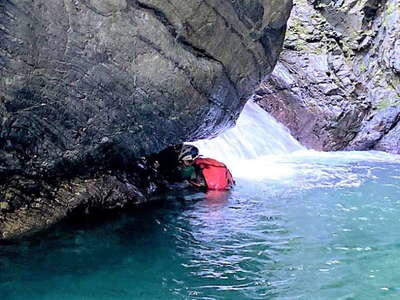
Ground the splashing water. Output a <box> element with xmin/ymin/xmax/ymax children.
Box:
<box><xmin>193</xmin><ymin>101</ymin><xmax>399</xmax><ymax>187</ymax></box>
<box><xmin>1</xmin><ymin>101</ymin><xmax>400</xmax><ymax>300</ymax></box>
<box><xmin>193</xmin><ymin>101</ymin><xmax>304</xmax><ymax>161</ymax></box>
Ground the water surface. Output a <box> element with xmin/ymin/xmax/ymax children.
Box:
<box><xmin>1</xmin><ymin>158</ymin><xmax>399</xmax><ymax>299</ymax></box>
<box><xmin>2</xmin><ymin>101</ymin><xmax>399</xmax><ymax>299</ymax></box>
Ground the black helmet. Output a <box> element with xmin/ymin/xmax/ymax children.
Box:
<box><xmin>178</xmin><ymin>144</ymin><xmax>199</xmax><ymax>161</ymax></box>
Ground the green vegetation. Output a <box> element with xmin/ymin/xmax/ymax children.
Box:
<box><xmin>359</xmin><ymin>63</ymin><xmax>367</xmax><ymax>73</ymax></box>
<box><xmin>375</xmin><ymin>98</ymin><xmax>400</xmax><ymax>110</ymax></box>
<box><xmin>383</xmin><ymin>2</ymin><xmax>400</xmax><ymax>26</ymax></box>
<box><xmin>386</xmin><ymin>2</ymin><xmax>397</xmax><ymax>15</ymax></box>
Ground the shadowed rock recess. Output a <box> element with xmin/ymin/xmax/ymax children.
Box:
<box><xmin>0</xmin><ymin>0</ymin><xmax>292</xmax><ymax>239</ymax></box>
<box><xmin>255</xmin><ymin>0</ymin><xmax>400</xmax><ymax>152</ymax></box>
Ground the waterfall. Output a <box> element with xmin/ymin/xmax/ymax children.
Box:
<box><xmin>191</xmin><ymin>101</ymin><xmax>398</xmax><ymax>181</ymax></box>
<box><xmin>192</xmin><ymin>101</ymin><xmax>304</xmax><ymax>180</ymax></box>
<box><xmin>193</xmin><ymin>101</ymin><xmax>304</xmax><ymax>161</ymax></box>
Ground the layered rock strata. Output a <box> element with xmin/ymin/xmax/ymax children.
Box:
<box><xmin>0</xmin><ymin>0</ymin><xmax>292</xmax><ymax>239</ymax></box>
<box><xmin>256</xmin><ymin>0</ymin><xmax>400</xmax><ymax>152</ymax></box>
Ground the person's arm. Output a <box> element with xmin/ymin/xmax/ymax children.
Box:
<box><xmin>188</xmin><ymin>166</ymin><xmax>206</xmax><ymax>188</ymax></box>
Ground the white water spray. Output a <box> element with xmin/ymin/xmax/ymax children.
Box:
<box><xmin>193</xmin><ymin>101</ymin><xmax>303</xmax><ymax>160</ymax></box>
<box><xmin>192</xmin><ymin>101</ymin><xmax>305</xmax><ymax>180</ymax></box>
<box><xmin>192</xmin><ymin>101</ymin><xmax>400</xmax><ymax>183</ymax></box>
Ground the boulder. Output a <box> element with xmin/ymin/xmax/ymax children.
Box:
<box><xmin>0</xmin><ymin>0</ymin><xmax>293</xmax><ymax>239</ymax></box>
<box><xmin>346</xmin><ymin>106</ymin><xmax>400</xmax><ymax>150</ymax></box>
<box><xmin>375</xmin><ymin>121</ymin><xmax>400</xmax><ymax>154</ymax></box>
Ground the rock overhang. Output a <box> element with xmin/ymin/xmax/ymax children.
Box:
<box><xmin>0</xmin><ymin>0</ymin><xmax>293</xmax><ymax>239</ymax></box>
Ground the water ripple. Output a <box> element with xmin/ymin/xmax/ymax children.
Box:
<box><xmin>1</xmin><ymin>161</ymin><xmax>400</xmax><ymax>299</ymax></box>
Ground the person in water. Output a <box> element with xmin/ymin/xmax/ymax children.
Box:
<box><xmin>178</xmin><ymin>144</ymin><xmax>235</xmax><ymax>190</ymax></box>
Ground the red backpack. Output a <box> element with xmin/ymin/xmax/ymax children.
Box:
<box><xmin>194</xmin><ymin>157</ymin><xmax>235</xmax><ymax>190</ymax></box>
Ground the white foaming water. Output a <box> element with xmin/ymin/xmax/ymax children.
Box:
<box><xmin>192</xmin><ymin>101</ymin><xmax>400</xmax><ymax>184</ymax></box>
<box><xmin>193</xmin><ymin>101</ymin><xmax>304</xmax><ymax>160</ymax></box>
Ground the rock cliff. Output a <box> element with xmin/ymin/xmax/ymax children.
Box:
<box><xmin>256</xmin><ymin>0</ymin><xmax>400</xmax><ymax>152</ymax></box>
<box><xmin>0</xmin><ymin>0</ymin><xmax>292</xmax><ymax>239</ymax></box>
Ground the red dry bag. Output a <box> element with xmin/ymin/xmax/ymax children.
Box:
<box><xmin>194</xmin><ymin>157</ymin><xmax>235</xmax><ymax>190</ymax></box>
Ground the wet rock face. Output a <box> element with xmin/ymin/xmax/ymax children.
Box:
<box><xmin>257</xmin><ymin>0</ymin><xmax>400</xmax><ymax>152</ymax></box>
<box><xmin>345</xmin><ymin>106</ymin><xmax>400</xmax><ymax>152</ymax></box>
<box><xmin>0</xmin><ymin>0</ymin><xmax>292</xmax><ymax>239</ymax></box>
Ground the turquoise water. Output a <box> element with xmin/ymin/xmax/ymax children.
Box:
<box><xmin>1</xmin><ymin>158</ymin><xmax>399</xmax><ymax>299</ymax></box>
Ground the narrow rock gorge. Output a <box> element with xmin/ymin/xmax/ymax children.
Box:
<box><xmin>0</xmin><ymin>0</ymin><xmax>293</xmax><ymax>239</ymax></box>
<box><xmin>256</xmin><ymin>0</ymin><xmax>400</xmax><ymax>152</ymax></box>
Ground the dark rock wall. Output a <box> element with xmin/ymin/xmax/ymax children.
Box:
<box><xmin>256</xmin><ymin>0</ymin><xmax>400</xmax><ymax>152</ymax></box>
<box><xmin>0</xmin><ymin>0</ymin><xmax>292</xmax><ymax>239</ymax></box>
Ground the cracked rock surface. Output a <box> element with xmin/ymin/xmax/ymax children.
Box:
<box><xmin>0</xmin><ymin>0</ymin><xmax>292</xmax><ymax>239</ymax></box>
<box><xmin>256</xmin><ymin>0</ymin><xmax>400</xmax><ymax>152</ymax></box>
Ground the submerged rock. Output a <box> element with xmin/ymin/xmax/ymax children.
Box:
<box><xmin>256</xmin><ymin>0</ymin><xmax>400</xmax><ymax>152</ymax></box>
<box><xmin>0</xmin><ymin>0</ymin><xmax>292</xmax><ymax>239</ymax></box>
